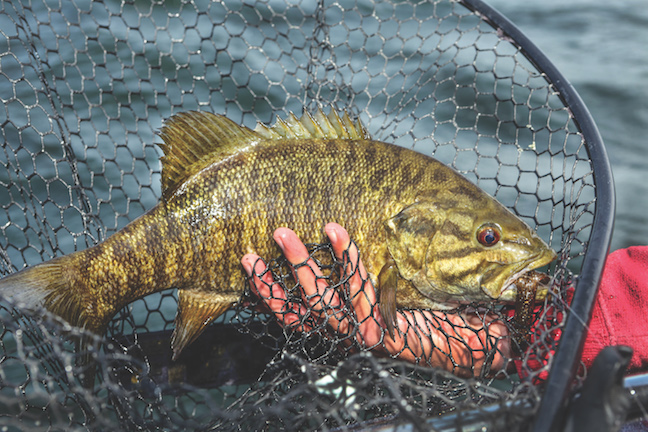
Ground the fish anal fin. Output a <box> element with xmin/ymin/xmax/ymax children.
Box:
<box><xmin>158</xmin><ymin>111</ymin><xmax>261</xmax><ymax>200</ymax></box>
<box><xmin>171</xmin><ymin>289</ymin><xmax>237</xmax><ymax>361</ymax></box>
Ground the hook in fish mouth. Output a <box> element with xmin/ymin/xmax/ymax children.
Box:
<box><xmin>497</xmin><ymin>250</ymin><xmax>556</xmax><ymax>302</ymax></box>
<box><xmin>502</xmin><ymin>270</ymin><xmax>554</xmax><ymax>301</ymax></box>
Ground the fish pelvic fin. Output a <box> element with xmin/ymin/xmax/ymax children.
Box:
<box><xmin>254</xmin><ymin>108</ymin><xmax>371</xmax><ymax>140</ymax></box>
<box><xmin>171</xmin><ymin>289</ymin><xmax>237</xmax><ymax>361</ymax></box>
<box><xmin>158</xmin><ymin>111</ymin><xmax>262</xmax><ymax>200</ymax></box>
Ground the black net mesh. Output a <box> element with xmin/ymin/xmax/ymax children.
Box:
<box><xmin>0</xmin><ymin>0</ymin><xmax>599</xmax><ymax>430</ymax></box>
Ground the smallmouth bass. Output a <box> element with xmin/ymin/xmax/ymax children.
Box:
<box><xmin>0</xmin><ymin>109</ymin><xmax>556</xmax><ymax>362</ymax></box>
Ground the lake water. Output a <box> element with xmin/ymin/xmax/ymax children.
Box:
<box><xmin>488</xmin><ymin>0</ymin><xmax>648</xmax><ymax>252</ymax></box>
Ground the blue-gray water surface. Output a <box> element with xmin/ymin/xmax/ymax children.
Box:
<box><xmin>488</xmin><ymin>0</ymin><xmax>648</xmax><ymax>252</ymax></box>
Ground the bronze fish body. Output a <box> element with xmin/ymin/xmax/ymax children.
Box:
<box><xmin>0</xmin><ymin>109</ymin><xmax>556</xmax><ymax>358</ymax></box>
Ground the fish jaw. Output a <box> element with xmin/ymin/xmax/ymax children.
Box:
<box><xmin>495</xmin><ymin>248</ymin><xmax>557</xmax><ymax>302</ymax></box>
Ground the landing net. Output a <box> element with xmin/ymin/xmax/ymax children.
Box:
<box><xmin>0</xmin><ymin>0</ymin><xmax>607</xmax><ymax>430</ymax></box>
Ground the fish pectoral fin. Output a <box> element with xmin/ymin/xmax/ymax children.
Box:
<box><xmin>377</xmin><ymin>257</ymin><xmax>399</xmax><ymax>341</ymax></box>
<box><xmin>171</xmin><ymin>289</ymin><xmax>237</xmax><ymax>361</ymax></box>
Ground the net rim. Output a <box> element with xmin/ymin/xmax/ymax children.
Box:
<box><xmin>459</xmin><ymin>1</ymin><xmax>615</xmax><ymax>430</ymax></box>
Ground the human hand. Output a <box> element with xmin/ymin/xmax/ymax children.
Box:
<box><xmin>241</xmin><ymin>223</ymin><xmax>512</xmax><ymax>378</ymax></box>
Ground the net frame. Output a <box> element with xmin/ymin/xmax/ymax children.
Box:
<box><xmin>0</xmin><ymin>0</ymin><xmax>615</xmax><ymax>430</ymax></box>
<box><xmin>461</xmin><ymin>1</ymin><xmax>613</xmax><ymax>428</ymax></box>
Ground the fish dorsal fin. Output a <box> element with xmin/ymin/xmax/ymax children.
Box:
<box><xmin>254</xmin><ymin>109</ymin><xmax>371</xmax><ymax>140</ymax></box>
<box><xmin>158</xmin><ymin>111</ymin><xmax>261</xmax><ymax>199</ymax></box>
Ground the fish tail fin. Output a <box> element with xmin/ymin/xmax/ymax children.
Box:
<box><xmin>0</xmin><ymin>257</ymin><xmax>107</xmax><ymax>388</ymax></box>
<box><xmin>0</xmin><ymin>256</ymin><xmax>94</xmax><ymax>329</ymax></box>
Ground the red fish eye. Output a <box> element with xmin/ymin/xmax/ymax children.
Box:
<box><xmin>477</xmin><ymin>225</ymin><xmax>501</xmax><ymax>247</ymax></box>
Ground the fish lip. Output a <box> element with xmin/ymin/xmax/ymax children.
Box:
<box><xmin>498</xmin><ymin>249</ymin><xmax>557</xmax><ymax>300</ymax></box>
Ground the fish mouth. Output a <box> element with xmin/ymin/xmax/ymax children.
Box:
<box><xmin>497</xmin><ymin>248</ymin><xmax>557</xmax><ymax>302</ymax></box>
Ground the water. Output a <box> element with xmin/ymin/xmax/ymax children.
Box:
<box><xmin>487</xmin><ymin>0</ymin><xmax>648</xmax><ymax>252</ymax></box>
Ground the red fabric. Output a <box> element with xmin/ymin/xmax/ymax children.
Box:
<box><xmin>581</xmin><ymin>246</ymin><xmax>648</xmax><ymax>373</ymax></box>
<box><xmin>514</xmin><ymin>246</ymin><xmax>648</xmax><ymax>380</ymax></box>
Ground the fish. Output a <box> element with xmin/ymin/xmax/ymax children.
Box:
<box><xmin>0</xmin><ymin>108</ymin><xmax>556</xmax><ymax>362</ymax></box>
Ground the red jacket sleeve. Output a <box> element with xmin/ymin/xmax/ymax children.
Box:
<box><xmin>512</xmin><ymin>246</ymin><xmax>648</xmax><ymax>381</ymax></box>
<box><xmin>581</xmin><ymin>246</ymin><xmax>648</xmax><ymax>373</ymax></box>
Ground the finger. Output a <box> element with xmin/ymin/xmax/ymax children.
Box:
<box><xmin>241</xmin><ymin>254</ymin><xmax>275</xmax><ymax>297</ymax></box>
<box><xmin>324</xmin><ymin>223</ymin><xmax>372</xmax><ymax>297</ymax></box>
<box><xmin>385</xmin><ymin>310</ymin><xmax>511</xmax><ymax>377</ymax></box>
<box><xmin>274</xmin><ymin>228</ymin><xmax>342</xmax><ymax>315</ymax></box>
<box><xmin>325</xmin><ymin>223</ymin><xmax>374</xmax><ymax>302</ymax></box>
<box><xmin>241</xmin><ymin>253</ymin><xmax>310</xmax><ymax>331</ymax></box>
<box><xmin>324</xmin><ymin>223</ymin><xmax>383</xmax><ymax>342</ymax></box>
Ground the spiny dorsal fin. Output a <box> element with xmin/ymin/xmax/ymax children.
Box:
<box><xmin>158</xmin><ymin>111</ymin><xmax>261</xmax><ymax>199</ymax></box>
<box><xmin>254</xmin><ymin>109</ymin><xmax>371</xmax><ymax>140</ymax></box>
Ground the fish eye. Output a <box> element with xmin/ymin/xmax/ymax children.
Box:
<box><xmin>477</xmin><ymin>224</ymin><xmax>501</xmax><ymax>247</ymax></box>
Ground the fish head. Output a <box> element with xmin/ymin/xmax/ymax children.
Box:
<box><xmin>385</xmin><ymin>198</ymin><xmax>556</xmax><ymax>305</ymax></box>
<box><xmin>426</xmin><ymin>200</ymin><xmax>557</xmax><ymax>303</ymax></box>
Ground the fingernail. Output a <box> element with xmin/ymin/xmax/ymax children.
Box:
<box><xmin>327</xmin><ymin>227</ymin><xmax>338</xmax><ymax>244</ymax></box>
<box><xmin>275</xmin><ymin>232</ymin><xmax>285</xmax><ymax>250</ymax></box>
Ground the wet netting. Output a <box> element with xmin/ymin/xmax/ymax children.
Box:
<box><xmin>0</xmin><ymin>0</ymin><xmax>613</xmax><ymax>431</ymax></box>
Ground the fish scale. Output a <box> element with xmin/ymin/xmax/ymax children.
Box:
<box><xmin>0</xmin><ymin>108</ymin><xmax>555</xmax><ymax>371</ymax></box>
